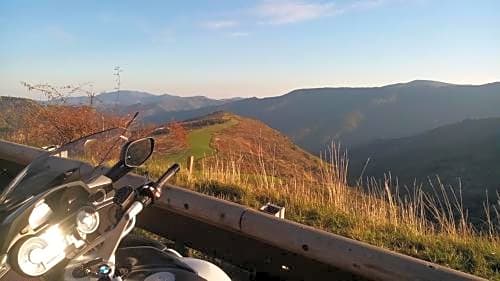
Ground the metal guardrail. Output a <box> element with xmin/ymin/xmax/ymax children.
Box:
<box><xmin>0</xmin><ymin>139</ymin><xmax>485</xmax><ymax>281</ymax></box>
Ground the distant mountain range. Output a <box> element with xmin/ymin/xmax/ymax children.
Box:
<box><xmin>64</xmin><ymin>90</ymin><xmax>242</xmax><ymax>116</ymax></box>
<box><xmin>349</xmin><ymin>117</ymin><xmax>500</xmax><ymax>222</ymax></box>
<box><xmin>146</xmin><ymin>80</ymin><xmax>500</xmax><ymax>153</ymax></box>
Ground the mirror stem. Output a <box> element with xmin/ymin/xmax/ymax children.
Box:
<box><xmin>105</xmin><ymin>161</ymin><xmax>133</xmax><ymax>183</ymax></box>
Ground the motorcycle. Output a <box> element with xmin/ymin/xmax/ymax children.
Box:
<box><xmin>0</xmin><ymin>128</ymin><xmax>232</xmax><ymax>281</ymax></box>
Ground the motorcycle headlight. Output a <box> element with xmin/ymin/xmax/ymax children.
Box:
<box><xmin>28</xmin><ymin>200</ymin><xmax>52</xmax><ymax>230</ymax></box>
<box><xmin>76</xmin><ymin>207</ymin><xmax>99</xmax><ymax>234</ymax></box>
<box><xmin>14</xmin><ymin>225</ymin><xmax>67</xmax><ymax>277</ymax></box>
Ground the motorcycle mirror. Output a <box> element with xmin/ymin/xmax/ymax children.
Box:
<box><xmin>123</xmin><ymin>138</ymin><xmax>155</xmax><ymax>167</ymax></box>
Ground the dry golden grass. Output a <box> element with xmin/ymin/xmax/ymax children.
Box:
<box><xmin>143</xmin><ymin>143</ymin><xmax>500</xmax><ymax>279</ymax></box>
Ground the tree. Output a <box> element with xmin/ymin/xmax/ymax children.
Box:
<box><xmin>21</xmin><ymin>81</ymin><xmax>94</xmax><ymax>105</ymax></box>
<box><xmin>9</xmin><ymin>82</ymin><xmax>128</xmax><ymax>146</ymax></box>
<box><xmin>168</xmin><ymin>121</ymin><xmax>187</xmax><ymax>146</ymax></box>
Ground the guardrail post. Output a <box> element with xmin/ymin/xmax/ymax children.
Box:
<box><xmin>187</xmin><ymin>155</ymin><xmax>194</xmax><ymax>175</ymax></box>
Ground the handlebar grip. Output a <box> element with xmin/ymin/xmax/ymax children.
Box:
<box><xmin>156</xmin><ymin>163</ymin><xmax>181</xmax><ymax>188</ymax></box>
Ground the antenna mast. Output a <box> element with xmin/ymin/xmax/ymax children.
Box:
<box><xmin>113</xmin><ymin>66</ymin><xmax>123</xmax><ymax>106</ymax></box>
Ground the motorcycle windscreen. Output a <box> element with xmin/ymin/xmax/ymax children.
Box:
<box><xmin>0</xmin><ymin>127</ymin><xmax>129</xmax><ymax>210</ymax></box>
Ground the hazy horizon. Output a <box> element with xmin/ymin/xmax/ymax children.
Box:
<box><xmin>1</xmin><ymin>0</ymin><xmax>499</xmax><ymax>98</ymax></box>
<box><xmin>3</xmin><ymin>79</ymin><xmax>500</xmax><ymax>100</ymax></box>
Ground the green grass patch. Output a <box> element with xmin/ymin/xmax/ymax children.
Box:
<box><xmin>165</xmin><ymin>119</ymin><xmax>238</xmax><ymax>163</ymax></box>
<box><xmin>188</xmin><ymin>118</ymin><xmax>238</xmax><ymax>159</ymax></box>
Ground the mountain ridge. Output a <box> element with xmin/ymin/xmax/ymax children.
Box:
<box><xmin>144</xmin><ymin>80</ymin><xmax>500</xmax><ymax>152</ymax></box>
<box><xmin>282</xmin><ymin>80</ymin><xmax>497</xmax><ymax>94</ymax></box>
<box><xmin>58</xmin><ymin>90</ymin><xmax>243</xmax><ymax>117</ymax></box>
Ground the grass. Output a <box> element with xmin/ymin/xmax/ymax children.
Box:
<box><xmin>162</xmin><ymin>118</ymin><xmax>238</xmax><ymax>163</ymax></box>
<box><xmin>140</xmin><ymin>144</ymin><xmax>500</xmax><ymax>280</ymax></box>
<box><xmin>187</xmin><ymin>118</ymin><xmax>238</xmax><ymax>159</ymax></box>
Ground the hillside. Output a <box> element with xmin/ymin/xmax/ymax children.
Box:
<box><xmin>149</xmin><ymin>112</ymin><xmax>322</xmax><ymax>179</ymax></box>
<box><xmin>147</xmin><ymin>80</ymin><xmax>500</xmax><ymax>153</ymax></box>
<box><xmin>349</xmin><ymin>117</ymin><xmax>500</xmax><ymax>222</ymax></box>
<box><xmin>0</xmin><ymin>96</ymin><xmax>39</xmax><ymax>135</ymax></box>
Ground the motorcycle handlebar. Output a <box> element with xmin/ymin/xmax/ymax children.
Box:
<box><xmin>156</xmin><ymin>163</ymin><xmax>181</xmax><ymax>188</ymax></box>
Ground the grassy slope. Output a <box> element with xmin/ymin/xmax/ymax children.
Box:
<box><xmin>152</xmin><ymin>112</ymin><xmax>323</xmax><ymax>178</ymax></box>
<box><xmin>210</xmin><ymin>114</ymin><xmax>324</xmax><ymax>177</ymax></box>
<box><xmin>166</xmin><ymin>173</ymin><xmax>500</xmax><ymax>280</ymax></box>
<box><xmin>158</xmin><ymin>115</ymin><xmax>238</xmax><ymax>164</ymax></box>
<box><xmin>187</xmin><ymin>118</ymin><xmax>238</xmax><ymax>159</ymax></box>
<box><xmin>140</xmin><ymin>114</ymin><xmax>499</xmax><ymax>280</ymax></box>
<box><xmin>134</xmin><ymin>166</ymin><xmax>498</xmax><ymax>280</ymax></box>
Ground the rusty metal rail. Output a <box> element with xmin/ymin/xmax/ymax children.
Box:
<box><xmin>0</xmin><ymin>139</ymin><xmax>485</xmax><ymax>281</ymax></box>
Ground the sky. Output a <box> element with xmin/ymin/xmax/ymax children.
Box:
<box><xmin>0</xmin><ymin>0</ymin><xmax>499</xmax><ymax>98</ymax></box>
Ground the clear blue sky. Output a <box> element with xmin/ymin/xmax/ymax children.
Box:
<box><xmin>1</xmin><ymin>0</ymin><xmax>499</xmax><ymax>98</ymax></box>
